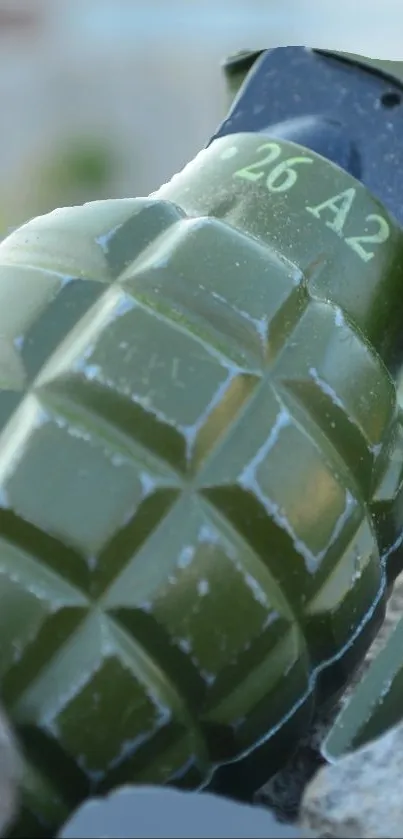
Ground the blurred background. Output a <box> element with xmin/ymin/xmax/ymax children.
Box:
<box><xmin>1</xmin><ymin>0</ymin><xmax>403</xmax><ymax>233</ymax></box>
<box><xmin>0</xmin><ymin>0</ymin><xmax>233</xmax><ymax>232</ymax></box>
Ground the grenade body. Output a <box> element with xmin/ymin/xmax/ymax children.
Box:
<box><xmin>1</xmin><ymin>135</ymin><xmax>403</xmax><ymax>834</ymax></box>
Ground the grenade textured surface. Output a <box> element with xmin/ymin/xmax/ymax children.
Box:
<box><xmin>0</xmin><ymin>134</ymin><xmax>403</xmax><ymax>834</ymax></box>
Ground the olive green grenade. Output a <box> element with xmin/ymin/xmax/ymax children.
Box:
<box><xmin>3</xmin><ymin>50</ymin><xmax>403</xmax><ymax>836</ymax></box>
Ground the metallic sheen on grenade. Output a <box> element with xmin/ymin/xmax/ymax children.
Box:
<box><xmin>1</xmin><ymin>133</ymin><xmax>403</xmax><ymax>835</ymax></box>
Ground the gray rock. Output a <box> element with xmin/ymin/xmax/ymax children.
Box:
<box><xmin>58</xmin><ymin>785</ymin><xmax>307</xmax><ymax>839</ymax></box>
<box><xmin>300</xmin><ymin>718</ymin><xmax>403</xmax><ymax>837</ymax></box>
<box><xmin>0</xmin><ymin>705</ymin><xmax>21</xmax><ymax>836</ymax></box>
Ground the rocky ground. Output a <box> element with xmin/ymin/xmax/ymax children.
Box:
<box><xmin>260</xmin><ymin>570</ymin><xmax>403</xmax><ymax>835</ymax></box>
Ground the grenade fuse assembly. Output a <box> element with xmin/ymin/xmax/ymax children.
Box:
<box><xmin>1</xmin><ymin>48</ymin><xmax>403</xmax><ymax>836</ymax></box>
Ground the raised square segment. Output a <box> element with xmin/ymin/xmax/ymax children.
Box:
<box><xmin>13</xmin><ymin>613</ymin><xmax>209</xmax><ymax>793</ymax></box>
<box><xmin>35</xmin><ymin>285</ymin><xmax>259</xmax><ymax>474</ymax></box>
<box><xmin>271</xmin><ymin>301</ymin><xmax>396</xmax><ymax>498</ymax></box>
<box><xmin>199</xmin><ymin>382</ymin><xmax>383</xmax><ymax>667</ymax></box>
<box><xmin>121</xmin><ymin>216</ymin><xmax>308</xmax><ymax>369</ymax></box>
<box><xmin>0</xmin><ymin>394</ymin><xmax>180</xmax><ymax>595</ymax></box>
<box><xmin>370</xmin><ymin>414</ymin><xmax>403</xmax><ymax>574</ymax></box>
<box><xmin>0</xmin><ymin>535</ymin><xmax>87</xmax><ymax>707</ymax></box>
<box><xmin>0</xmin><ymin>265</ymin><xmax>105</xmax><ymax>433</ymax></box>
<box><xmin>0</xmin><ymin>199</ymin><xmax>184</xmax><ymax>283</ymax></box>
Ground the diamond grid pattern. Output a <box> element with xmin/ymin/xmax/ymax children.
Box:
<box><xmin>0</xmin><ymin>200</ymin><xmax>395</xmax><ymax>809</ymax></box>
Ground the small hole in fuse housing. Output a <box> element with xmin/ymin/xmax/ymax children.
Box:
<box><xmin>380</xmin><ymin>90</ymin><xmax>402</xmax><ymax>109</ymax></box>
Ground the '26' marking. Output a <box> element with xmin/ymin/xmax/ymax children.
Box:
<box><xmin>232</xmin><ymin>142</ymin><xmax>390</xmax><ymax>263</ymax></box>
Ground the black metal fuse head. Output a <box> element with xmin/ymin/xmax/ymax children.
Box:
<box><xmin>217</xmin><ymin>47</ymin><xmax>403</xmax><ymax>220</ymax></box>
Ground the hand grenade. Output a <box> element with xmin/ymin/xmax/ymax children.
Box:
<box><xmin>2</xmin><ymin>48</ymin><xmax>403</xmax><ymax>836</ymax></box>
